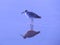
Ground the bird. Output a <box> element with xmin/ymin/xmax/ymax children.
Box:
<box><xmin>21</xmin><ymin>10</ymin><xmax>41</xmax><ymax>30</ymax></box>
<box><xmin>21</xmin><ymin>30</ymin><xmax>40</xmax><ymax>39</ymax></box>
<box><xmin>21</xmin><ymin>10</ymin><xmax>41</xmax><ymax>19</ymax></box>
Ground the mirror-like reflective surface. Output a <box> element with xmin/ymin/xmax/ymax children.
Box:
<box><xmin>0</xmin><ymin>0</ymin><xmax>60</xmax><ymax>45</ymax></box>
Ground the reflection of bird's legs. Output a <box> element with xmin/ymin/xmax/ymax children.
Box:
<box><xmin>30</xmin><ymin>18</ymin><xmax>34</xmax><ymax>30</ymax></box>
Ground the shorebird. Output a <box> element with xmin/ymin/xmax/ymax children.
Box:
<box><xmin>21</xmin><ymin>10</ymin><xmax>41</xmax><ymax>19</ymax></box>
<box><xmin>21</xmin><ymin>10</ymin><xmax>41</xmax><ymax>30</ymax></box>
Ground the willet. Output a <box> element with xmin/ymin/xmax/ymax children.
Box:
<box><xmin>21</xmin><ymin>10</ymin><xmax>41</xmax><ymax>30</ymax></box>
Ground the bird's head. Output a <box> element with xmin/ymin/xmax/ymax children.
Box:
<box><xmin>25</xmin><ymin>10</ymin><xmax>28</xmax><ymax>12</ymax></box>
<box><xmin>21</xmin><ymin>10</ymin><xmax>28</xmax><ymax>14</ymax></box>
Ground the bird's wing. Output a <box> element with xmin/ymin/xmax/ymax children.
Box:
<box><xmin>28</xmin><ymin>12</ymin><xmax>41</xmax><ymax>18</ymax></box>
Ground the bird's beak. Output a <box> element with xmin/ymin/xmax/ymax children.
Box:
<box><xmin>21</xmin><ymin>11</ymin><xmax>25</xmax><ymax>14</ymax></box>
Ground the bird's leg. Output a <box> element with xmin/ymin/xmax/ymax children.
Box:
<box><xmin>30</xmin><ymin>18</ymin><xmax>34</xmax><ymax>30</ymax></box>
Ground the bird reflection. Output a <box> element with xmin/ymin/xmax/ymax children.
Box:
<box><xmin>21</xmin><ymin>30</ymin><xmax>40</xmax><ymax>39</ymax></box>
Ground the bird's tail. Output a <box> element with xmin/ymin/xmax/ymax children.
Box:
<box><xmin>36</xmin><ymin>31</ymin><xmax>40</xmax><ymax>34</ymax></box>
